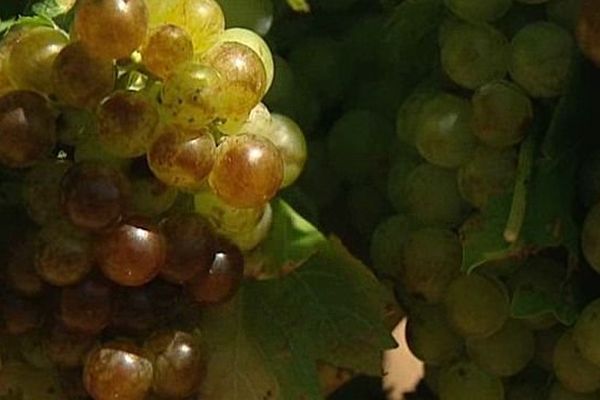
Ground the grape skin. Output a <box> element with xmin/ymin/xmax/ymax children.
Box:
<box><xmin>574</xmin><ymin>299</ymin><xmax>600</xmax><ymax>367</ymax></box>
<box><xmin>141</xmin><ymin>24</ymin><xmax>194</xmax><ymax>79</ymax></box>
<box><xmin>60</xmin><ymin>278</ymin><xmax>112</xmax><ymax>335</ymax></box>
<box><xmin>444</xmin><ymin>0</ymin><xmax>512</xmax><ymax>22</ymax></box>
<box><xmin>549</xmin><ymin>383</ymin><xmax>600</xmax><ymax>400</ymax></box>
<box><xmin>370</xmin><ymin>215</ymin><xmax>414</xmax><ymax>279</ymax></box>
<box><xmin>438</xmin><ymin>360</ymin><xmax>504</xmax><ymax>400</ymax></box>
<box><xmin>554</xmin><ymin>331</ymin><xmax>600</xmax><ymax>393</ymax></box>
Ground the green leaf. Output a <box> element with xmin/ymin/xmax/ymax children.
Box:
<box><xmin>30</xmin><ymin>0</ymin><xmax>76</xmax><ymax>19</ymax></box>
<box><xmin>286</xmin><ymin>0</ymin><xmax>311</xmax><ymax>12</ymax></box>
<box><xmin>0</xmin><ymin>15</ymin><xmax>55</xmax><ymax>35</ymax></box>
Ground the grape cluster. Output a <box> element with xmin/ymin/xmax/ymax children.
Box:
<box><xmin>0</xmin><ymin>0</ymin><xmax>307</xmax><ymax>399</ymax></box>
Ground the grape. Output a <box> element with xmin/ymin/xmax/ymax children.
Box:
<box><xmin>75</xmin><ymin>135</ymin><xmax>132</xmax><ymax>171</ymax></box>
<box><xmin>83</xmin><ymin>343</ymin><xmax>153</xmax><ymax>400</ymax></box>
<box><xmin>444</xmin><ymin>274</ymin><xmax>509</xmax><ymax>338</ymax></box>
<box><xmin>74</xmin><ymin>0</ymin><xmax>148</xmax><ymax>60</ymax></box>
<box><xmin>441</xmin><ymin>22</ymin><xmax>509</xmax><ymax>90</ymax></box>
<box><xmin>96</xmin><ymin>219</ymin><xmax>167</xmax><ymax>287</ymax></box>
<box><xmin>225</xmin><ymin>201</ymin><xmax>272</xmax><ymax>251</ymax></box>
<box><xmin>0</xmin><ymin>90</ymin><xmax>56</xmax><ymax>168</ymax></box>
<box><xmin>1</xmin><ymin>294</ymin><xmax>41</xmax><ymax>334</ymax></box>
<box><xmin>146</xmin><ymin>0</ymin><xmax>225</xmax><ymax>54</ymax></box>
<box><xmin>510</xmin><ymin>22</ymin><xmax>574</xmax><ymax>98</ymax></box>
<box><xmin>438</xmin><ymin>361</ymin><xmax>504</xmax><ymax>400</ymax></box>
<box><xmin>5</xmin><ymin>26</ymin><xmax>68</xmax><ymax>93</ymax></box>
<box><xmin>60</xmin><ymin>278</ymin><xmax>112</xmax><ymax>334</ymax></box>
<box><xmin>405</xmin><ymin>304</ymin><xmax>463</xmax><ymax>365</ymax></box>
<box><xmin>582</xmin><ymin>203</ymin><xmax>600</xmax><ymax>273</ymax></box>
<box><xmin>160</xmin><ymin>62</ymin><xmax>221</xmax><ymax>130</ymax></box>
<box><xmin>61</xmin><ymin>162</ymin><xmax>131</xmax><ymax>231</ymax></box>
<box><xmin>44</xmin><ymin>323</ymin><xmax>95</xmax><ymax>368</ymax></box>
<box><xmin>131</xmin><ymin>176</ymin><xmax>178</xmax><ymax>217</ymax></box>
<box><xmin>327</xmin><ymin>110</ymin><xmax>393</xmax><ymax>184</ymax></box>
<box><xmin>577</xmin><ymin>0</ymin><xmax>600</xmax><ymax>68</ymax></box>
<box><xmin>159</xmin><ymin>213</ymin><xmax>215</xmax><ymax>284</ymax></box>
<box><xmin>35</xmin><ymin>222</ymin><xmax>93</xmax><ymax>287</ymax></box>
<box><xmin>458</xmin><ymin>146</ymin><xmax>518</xmax><ymax>209</ymax></box>
<box><xmin>263</xmin><ymin>55</ymin><xmax>295</xmax><ymax>108</ymax></box>
<box><xmin>6</xmin><ymin>238</ymin><xmax>45</xmax><ymax>297</ymax></box>
<box><xmin>56</xmin><ymin>107</ymin><xmax>97</xmax><ymax>146</ymax></box>
<box><xmin>186</xmin><ymin>237</ymin><xmax>244</xmax><ymax>305</ymax></box>
<box><xmin>404</xmin><ymin>163</ymin><xmax>469</xmax><ymax>227</ymax></box>
<box><xmin>396</xmin><ymin>89</ymin><xmax>438</xmax><ymax>148</ymax></box>
<box><xmin>144</xmin><ymin>331</ymin><xmax>205</xmax><ymax>398</ymax></box>
<box><xmin>97</xmin><ymin>90</ymin><xmax>160</xmax><ymax>158</ymax></box>
<box><xmin>574</xmin><ymin>299</ymin><xmax>600</xmax><ymax>367</ymax></box>
<box><xmin>415</xmin><ymin>93</ymin><xmax>477</xmax><ymax>168</ymax></box>
<box><xmin>141</xmin><ymin>24</ymin><xmax>194</xmax><ymax>79</ymax></box>
<box><xmin>194</xmin><ymin>188</ymin><xmax>265</xmax><ymax>234</ymax></box>
<box><xmin>147</xmin><ymin>126</ymin><xmax>216</xmax><ymax>191</ymax></box>
<box><xmin>217</xmin><ymin>0</ymin><xmax>273</xmax><ymax>36</ymax></box>
<box><xmin>52</xmin><ymin>42</ymin><xmax>116</xmax><ymax>109</ymax></box>
<box><xmin>23</xmin><ymin>160</ymin><xmax>71</xmax><ymax>225</ymax></box>
<box><xmin>346</xmin><ymin>184</ymin><xmax>389</xmax><ymax>237</ymax></box>
<box><xmin>110</xmin><ymin>286</ymin><xmax>158</xmax><ymax>335</ymax></box>
<box><xmin>549</xmin><ymin>383</ymin><xmax>600</xmax><ymax>400</ymax></box>
<box><xmin>444</xmin><ymin>0</ymin><xmax>512</xmax><ymax>22</ymax></box>
<box><xmin>466</xmin><ymin>319</ymin><xmax>534</xmax><ymax>377</ymax></box>
<box><xmin>209</xmin><ymin>134</ymin><xmax>283</xmax><ymax>208</ymax></box>
<box><xmin>554</xmin><ymin>331</ymin><xmax>600</xmax><ymax>393</ymax></box>
<box><xmin>534</xmin><ymin>325</ymin><xmax>565</xmax><ymax>370</ymax></box>
<box><xmin>547</xmin><ymin>0</ymin><xmax>581</xmax><ymax>30</ymax></box>
<box><xmin>386</xmin><ymin>151</ymin><xmax>421</xmax><ymax>212</ymax></box>
<box><xmin>472</xmin><ymin>81</ymin><xmax>533</xmax><ymax>148</ymax></box>
<box><xmin>403</xmin><ymin>228</ymin><xmax>462</xmax><ymax>303</ymax></box>
<box><xmin>221</xmin><ymin>101</ymin><xmax>272</xmax><ymax>136</ymax></box>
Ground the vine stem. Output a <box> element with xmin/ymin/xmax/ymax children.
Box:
<box><xmin>504</xmin><ymin>134</ymin><xmax>536</xmax><ymax>243</ymax></box>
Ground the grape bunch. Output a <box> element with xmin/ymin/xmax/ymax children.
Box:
<box><xmin>0</xmin><ymin>0</ymin><xmax>307</xmax><ymax>399</ymax></box>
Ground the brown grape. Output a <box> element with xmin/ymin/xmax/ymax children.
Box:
<box><xmin>61</xmin><ymin>162</ymin><xmax>131</xmax><ymax>231</ymax></box>
<box><xmin>23</xmin><ymin>160</ymin><xmax>72</xmax><ymax>225</ymax></box>
<box><xmin>96</xmin><ymin>219</ymin><xmax>166</xmax><ymax>287</ymax></box>
<box><xmin>97</xmin><ymin>90</ymin><xmax>160</xmax><ymax>158</ymax></box>
<box><xmin>186</xmin><ymin>238</ymin><xmax>244</xmax><ymax>305</ymax></box>
<box><xmin>1</xmin><ymin>294</ymin><xmax>41</xmax><ymax>334</ymax></box>
<box><xmin>0</xmin><ymin>90</ymin><xmax>56</xmax><ymax>168</ymax></box>
<box><xmin>60</xmin><ymin>278</ymin><xmax>112</xmax><ymax>334</ymax></box>
<box><xmin>209</xmin><ymin>134</ymin><xmax>284</xmax><ymax>208</ymax></box>
<box><xmin>160</xmin><ymin>213</ymin><xmax>216</xmax><ymax>284</ymax></box>
<box><xmin>110</xmin><ymin>287</ymin><xmax>158</xmax><ymax>335</ymax></box>
<box><xmin>52</xmin><ymin>42</ymin><xmax>116</xmax><ymax>109</ymax></box>
<box><xmin>130</xmin><ymin>176</ymin><xmax>178</xmax><ymax>217</ymax></box>
<box><xmin>44</xmin><ymin>323</ymin><xmax>95</xmax><ymax>368</ymax></box>
<box><xmin>74</xmin><ymin>0</ymin><xmax>149</xmax><ymax>60</ymax></box>
<box><xmin>144</xmin><ymin>331</ymin><xmax>205</xmax><ymax>398</ymax></box>
<box><xmin>147</xmin><ymin>126</ymin><xmax>216</xmax><ymax>191</ymax></box>
<box><xmin>141</xmin><ymin>24</ymin><xmax>194</xmax><ymax>79</ymax></box>
<box><xmin>56</xmin><ymin>106</ymin><xmax>97</xmax><ymax>147</ymax></box>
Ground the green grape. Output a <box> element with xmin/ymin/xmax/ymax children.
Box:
<box><xmin>146</xmin><ymin>0</ymin><xmax>225</xmax><ymax>54</ymax></box>
<box><xmin>458</xmin><ymin>146</ymin><xmax>517</xmax><ymax>209</ymax></box>
<box><xmin>444</xmin><ymin>274</ymin><xmax>510</xmax><ymax>338</ymax></box>
<box><xmin>75</xmin><ymin>136</ymin><xmax>132</xmax><ymax>171</ymax></box>
<box><xmin>131</xmin><ymin>177</ymin><xmax>179</xmax><ymax>217</ymax></box>
<box><xmin>225</xmin><ymin>202</ymin><xmax>273</xmax><ymax>251</ymax></box>
<box><xmin>23</xmin><ymin>160</ymin><xmax>72</xmax><ymax>225</ymax></box>
<box><xmin>369</xmin><ymin>215</ymin><xmax>414</xmax><ymax>279</ymax></box>
<box><xmin>554</xmin><ymin>331</ymin><xmax>600</xmax><ymax>393</ymax></box>
<box><xmin>444</xmin><ymin>0</ymin><xmax>512</xmax><ymax>22</ymax></box>
<box><xmin>141</xmin><ymin>24</ymin><xmax>194</xmax><ymax>79</ymax></box>
<box><xmin>509</xmin><ymin>22</ymin><xmax>574</xmax><ymax>98</ymax></box>
<box><xmin>221</xmin><ymin>102</ymin><xmax>272</xmax><ymax>136</ymax></box>
<box><xmin>217</xmin><ymin>0</ymin><xmax>273</xmax><ymax>36</ymax></box>
<box><xmin>263</xmin><ymin>55</ymin><xmax>295</xmax><ymax>108</ymax></box>
<box><xmin>549</xmin><ymin>383</ymin><xmax>600</xmax><ymax>400</ymax></box>
<box><xmin>160</xmin><ymin>62</ymin><xmax>221</xmax><ymax>130</ymax></box>
<box><xmin>396</xmin><ymin>89</ymin><xmax>438</xmax><ymax>148</ymax></box>
<box><xmin>56</xmin><ymin>107</ymin><xmax>97</xmax><ymax>147</ymax></box>
<box><xmin>298</xmin><ymin>139</ymin><xmax>341</xmax><ymax>209</ymax></box>
<box><xmin>582</xmin><ymin>203</ymin><xmax>600</xmax><ymax>273</ymax></box>
<box><xmin>327</xmin><ymin>110</ymin><xmax>393</xmax><ymax>184</ymax></box>
<box><xmin>404</xmin><ymin>163</ymin><xmax>468</xmax><ymax>227</ymax></box>
<box><xmin>194</xmin><ymin>188</ymin><xmax>265</xmax><ymax>234</ymax></box>
<box><xmin>97</xmin><ymin>90</ymin><xmax>160</xmax><ymax>158</ymax></box>
<box><xmin>534</xmin><ymin>325</ymin><xmax>565</xmax><ymax>370</ymax></box>
<box><xmin>405</xmin><ymin>304</ymin><xmax>463</xmax><ymax>365</ymax></box>
<box><xmin>547</xmin><ymin>0</ymin><xmax>582</xmax><ymax>30</ymax></box>
<box><xmin>74</xmin><ymin>0</ymin><xmax>149</xmax><ymax>60</ymax></box>
<box><xmin>441</xmin><ymin>22</ymin><xmax>509</xmax><ymax>90</ymax></box>
<box><xmin>574</xmin><ymin>299</ymin><xmax>600</xmax><ymax>367</ymax></box>
<box><xmin>386</xmin><ymin>151</ymin><xmax>421</xmax><ymax>212</ymax></box>
<box><xmin>466</xmin><ymin>319</ymin><xmax>534</xmax><ymax>377</ymax></box>
<box><xmin>415</xmin><ymin>93</ymin><xmax>477</xmax><ymax>168</ymax></box>
<box><xmin>6</xmin><ymin>26</ymin><xmax>68</xmax><ymax>93</ymax></box>
<box><xmin>346</xmin><ymin>184</ymin><xmax>389</xmax><ymax>237</ymax></box>
<box><xmin>578</xmin><ymin>151</ymin><xmax>600</xmax><ymax>208</ymax></box>
<box><xmin>52</xmin><ymin>42</ymin><xmax>116</xmax><ymax>109</ymax></box>
<box><xmin>438</xmin><ymin>361</ymin><xmax>504</xmax><ymax>400</ymax></box>
<box><xmin>0</xmin><ymin>90</ymin><xmax>56</xmax><ymax>168</ymax></box>
<box><xmin>403</xmin><ymin>228</ymin><xmax>462</xmax><ymax>303</ymax></box>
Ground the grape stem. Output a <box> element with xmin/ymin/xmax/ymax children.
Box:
<box><xmin>504</xmin><ymin>134</ymin><xmax>535</xmax><ymax>243</ymax></box>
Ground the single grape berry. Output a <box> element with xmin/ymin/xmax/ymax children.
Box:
<box><xmin>44</xmin><ymin>323</ymin><xmax>95</xmax><ymax>368</ymax></box>
<box><xmin>60</xmin><ymin>278</ymin><xmax>112</xmax><ymax>334</ymax></box>
<box><xmin>141</xmin><ymin>24</ymin><xmax>194</xmax><ymax>79</ymax></box>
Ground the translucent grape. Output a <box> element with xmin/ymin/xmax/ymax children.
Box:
<box><xmin>222</xmin><ymin>102</ymin><xmax>272</xmax><ymax>136</ymax></box>
<box><xmin>131</xmin><ymin>176</ymin><xmax>178</xmax><ymax>217</ymax></box>
<box><xmin>97</xmin><ymin>219</ymin><xmax>167</xmax><ymax>287</ymax></box>
<box><xmin>404</xmin><ymin>163</ymin><xmax>468</xmax><ymax>227</ymax></box>
<box><xmin>510</xmin><ymin>22</ymin><xmax>575</xmax><ymax>98</ymax></box>
<box><xmin>56</xmin><ymin>107</ymin><xmax>97</xmax><ymax>146</ymax></box>
<box><xmin>438</xmin><ymin>361</ymin><xmax>504</xmax><ymax>400</ymax></box>
<box><xmin>44</xmin><ymin>323</ymin><xmax>95</xmax><ymax>368</ymax></box>
<box><xmin>472</xmin><ymin>80</ymin><xmax>533</xmax><ymax>148</ymax></box>
<box><xmin>60</xmin><ymin>278</ymin><xmax>112</xmax><ymax>334</ymax></box>
<box><xmin>444</xmin><ymin>0</ymin><xmax>512</xmax><ymax>22</ymax></box>
<box><xmin>574</xmin><ymin>299</ymin><xmax>600</xmax><ymax>367</ymax></box>
<box><xmin>224</xmin><ymin>202</ymin><xmax>272</xmax><ymax>251</ymax></box>
<box><xmin>444</xmin><ymin>274</ymin><xmax>509</xmax><ymax>338</ymax></box>
<box><xmin>147</xmin><ymin>126</ymin><xmax>216</xmax><ymax>191</ymax></box>
<box><xmin>75</xmin><ymin>136</ymin><xmax>132</xmax><ymax>171</ymax></box>
<box><xmin>458</xmin><ymin>146</ymin><xmax>517</xmax><ymax>209</ymax></box>
<box><xmin>74</xmin><ymin>0</ymin><xmax>148</xmax><ymax>60</ymax></box>
<box><xmin>6</xmin><ymin>26</ymin><xmax>68</xmax><ymax>93</ymax></box>
<box><xmin>97</xmin><ymin>90</ymin><xmax>160</xmax><ymax>158</ymax></box>
<box><xmin>209</xmin><ymin>134</ymin><xmax>283</xmax><ymax>208</ymax></box>
<box><xmin>582</xmin><ymin>203</ymin><xmax>600</xmax><ymax>273</ymax></box>
<box><xmin>370</xmin><ymin>215</ymin><xmax>416</xmax><ymax>279</ymax></box>
<box><xmin>577</xmin><ymin>0</ymin><xmax>600</xmax><ymax>68</ymax></box>
<box><xmin>396</xmin><ymin>89</ymin><xmax>438</xmax><ymax>148</ymax></box>
<box><xmin>415</xmin><ymin>93</ymin><xmax>477</xmax><ymax>168</ymax></box>
<box><xmin>217</xmin><ymin>0</ymin><xmax>273</xmax><ymax>36</ymax></box>
<box><xmin>547</xmin><ymin>0</ymin><xmax>582</xmax><ymax>30</ymax></box>
<box><xmin>549</xmin><ymin>383</ymin><xmax>600</xmax><ymax>400</ymax></box>
<box><xmin>141</xmin><ymin>24</ymin><xmax>194</xmax><ymax>79</ymax></box>
<box><xmin>441</xmin><ymin>22</ymin><xmax>509</xmax><ymax>90</ymax></box>
<box><xmin>403</xmin><ymin>228</ymin><xmax>462</xmax><ymax>303</ymax></box>
<box><xmin>405</xmin><ymin>304</ymin><xmax>463</xmax><ymax>365</ymax></box>
<box><xmin>146</xmin><ymin>0</ymin><xmax>225</xmax><ymax>54</ymax></box>
<box><xmin>0</xmin><ymin>90</ymin><xmax>56</xmax><ymax>168</ymax></box>
<box><xmin>52</xmin><ymin>42</ymin><xmax>116</xmax><ymax>109</ymax></box>
<box><xmin>194</xmin><ymin>188</ymin><xmax>265</xmax><ymax>234</ymax></box>
<box><xmin>386</xmin><ymin>152</ymin><xmax>421</xmax><ymax>212</ymax></box>
<box><xmin>23</xmin><ymin>160</ymin><xmax>71</xmax><ymax>225</ymax></box>
<box><xmin>554</xmin><ymin>331</ymin><xmax>600</xmax><ymax>393</ymax></box>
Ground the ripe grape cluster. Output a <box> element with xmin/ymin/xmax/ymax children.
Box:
<box><xmin>0</xmin><ymin>0</ymin><xmax>307</xmax><ymax>399</ymax></box>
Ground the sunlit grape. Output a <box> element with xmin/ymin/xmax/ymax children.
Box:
<box><xmin>74</xmin><ymin>136</ymin><xmax>132</xmax><ymax>171</ymax></box>
<box><xmin>220</xmin><ymin>101</ymin><xmax>272</xmax><ymax>136</ymax></box>
<box><xmin>141</xmin><ymin>24</ymin><xmax>194</xmax><ymax>79</ymax></box>
<box><xmin>554</xmin><ymin>331</ymin><xmax>600</xmax><ymax>393</ymax></box>
<box><xmin>225</xmin><ymin>201</ymin><xmax>273</xmax><ymax>251</ymax></box>
<box><xmin>60</xmin><ymin>278</ymin><xmax>112</xmax><ymax>334</ymax></box>
<box><xmin>444</xmin><ymin>0</ymin><xmax>512</xmax><ymax>22</ymax></box>
<box><xmin>23</xmin><ymin>160</ymin><xmax>71</xmax><ymax>225</ymax></box>
<box><xmin>438</xmin><ymin>361</ymin><xmax>504</xmax><ymax>400</ymax></box>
